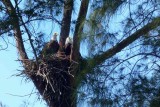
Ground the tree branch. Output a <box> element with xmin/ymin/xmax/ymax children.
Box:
<box><xmin>79</xmin><ymin>17</ymin><xmax>160</xmax><ymax>80</ymax></box>
<box><xmin>71</xmin><ymin>0</ymin><xmax>89</xmax><ymax>61</ymax></box>
<box><xmin>76</xmin><ymin>17</ymin><xmax>160</xmax><ymax>85</ymax></box>
<box><xmin>2</xmin><ymin>0</ymin><xmax>28</xmax><ymax>65</ymax></box>
<box><xmin>59</xmin><ymin>0</ymin><xmax>73</xmax><ymax>49</ymax></box>
<box><xmin>15</xmin><ymin>0</ymin><xmax>39</xmax><ymax>67</ymax></box>
<box><xmin>21</xmin><ymin>19</ymin><xmax>39</xmax><ymax>65</ymax></box>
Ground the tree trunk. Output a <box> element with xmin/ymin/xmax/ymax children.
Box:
<box><xmin>59</xmin><ymin>0</ymin><xmax>73</xmax><ymax>51</ymax></box>
<box><xmin>2</xmin><ymin>0</ymin><xmax>28</xmax><ymax>64</ymax></box>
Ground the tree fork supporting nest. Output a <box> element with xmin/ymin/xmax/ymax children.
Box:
<box><xmin>25</xmin><ymin>57</ymin><xmax>78</xmax><ymax>107</ymax></box>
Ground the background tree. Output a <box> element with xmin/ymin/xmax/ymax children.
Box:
<box><xmin>0</xmin><ymin>0</ymin><xmax>160</xmax><ymax>107</ymax></box>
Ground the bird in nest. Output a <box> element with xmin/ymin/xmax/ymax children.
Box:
<box><xmin>64</xmin><ymin>36</ymin><xmax>73</xmax><ymax>59</ymax></box>
<box><xmin>41</xmin><ymin>33</ymin><xmax>59</xmax><ymax>58</ymax></box>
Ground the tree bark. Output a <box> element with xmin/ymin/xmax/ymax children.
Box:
<box><xmin>59</xmin><ymin>0</ymin><xmax>73</xmax><ymax>50</ymax></box>
<box><xmin>71</xmin><ymin>0</ymin><xmax>89</xmax><ymax>62</ymax></box>
<box><xmin>2</xmin><ymin>0</ymin><xmax>28</xmax><ymax>65</ymax></box>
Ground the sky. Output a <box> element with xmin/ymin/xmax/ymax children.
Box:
<box><xmin>0</xmin><ymin>37</ymin><xmax>47</xmax><ymax>107</ymax></box>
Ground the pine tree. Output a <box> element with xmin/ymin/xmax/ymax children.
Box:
<box><xmin>0</xmin><ymin>0</ymin><xmax>160</xmax><ymax>107</ymax></box>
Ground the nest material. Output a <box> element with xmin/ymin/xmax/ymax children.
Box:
<box><xmin>25</xmin><ymin>56</ymin><xmax>78</xmax><ymax>106</ymax></box>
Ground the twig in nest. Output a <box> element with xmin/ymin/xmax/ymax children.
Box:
<box><xmin>5</xmin><ymin>92</ymin><xmax>37</xmax><ymax>97</ymax></box>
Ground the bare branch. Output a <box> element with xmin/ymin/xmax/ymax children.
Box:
<box><xmin>71</xmin><ymin>0</ymin><xmax>89</xmax><ymax>61</ymax></box>
<box><xmin>2</xmin><ymin>0</ymin><xmax>28</xmax><ymax>65</ymax></box>
<box><xmin>15</xmin><ymin>0</ymin><xmax>39</xmax><ymax>67</ymax></box>
<box><xmin>59</xmin><ymin>0</ymin><xmax>73</xmax><ymax>48</ymax></box>
<box><xmin>5</xmin><ymin>92</ymin><xmax>37</xmax><ymax>97</ymax></box>
<box><xmin>21</xmin><ymin>19</ymin><xmax>39</xmax><ymax>65</ymax></box>
<box><xmin>0</xmin><ymin>36</ymin><xmax>8</xmax><ymax>50</ymax></box>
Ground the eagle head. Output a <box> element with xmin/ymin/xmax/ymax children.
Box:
<box><xmin>51</xmin><ymin>32</ymin><xmax>58</xmax><ymax>41</ymax></box>
<box><xmin>65</xmin><ymin>36</ymin><xmax>73</xmax><ymax>45</ymax></box>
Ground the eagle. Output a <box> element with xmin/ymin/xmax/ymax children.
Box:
<box><xmin>42</xmin><ymin>33</ymin><xmax>59</xmax><ymax>58</ymax></box>
<box><xmin>64</xmin><ymin>36</ymin><xmax>73</xmax><ymax>57</ymax></box>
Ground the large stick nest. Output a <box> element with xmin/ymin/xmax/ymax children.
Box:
<box><xmin>24</xmin><ymin>56</ymin><xmax>78</xmax><ymax>106</ymax></box>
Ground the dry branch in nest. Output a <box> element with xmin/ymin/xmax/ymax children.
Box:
<box><xmin>24</xmin><ymin>55</ymin><xmax>79</xmax><ymax>106</ymax></box>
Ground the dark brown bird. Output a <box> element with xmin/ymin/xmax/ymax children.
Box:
<box><xmin>64</xmin><ymin>36</ymin><xmax>73</xmax><ymax>56</ymax></box>
<box><xmin>42</xmin><ymin>33</ymin><xmax>59</xmax><ymax>57</ymax></box>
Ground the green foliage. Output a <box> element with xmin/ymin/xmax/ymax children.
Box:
<box><xmin>0</xmin><ymin>16</ymin><xmax>12</xmax><ymax>34</ymax></box>
<box><xmin>82</xmin><ymin>0</ymin><xmax>126</xmax><ymax>58</ymax></box>
<box><xmin>23</xmin><ymin>0</ymin><xmax>63</xmax><ymax>18</ymax></box>
<box><xmin>33</xmin><ymin>32</ymin><xmax>46</xmax><ymax>56</ymax></box>
<box><xmin>79</xmin><ymin>1</ymin><xmax>160</xmax><ymax>106</ymax></box>
<box><xmin>90</xmin><ymin>0</ymin><xmax>125</xmax><ymax>16</ymax></box>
